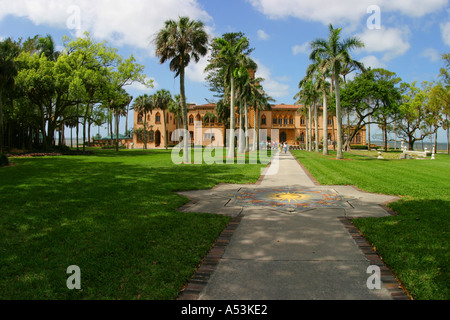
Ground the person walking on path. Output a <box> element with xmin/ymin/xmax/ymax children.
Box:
<box><xmin>283</xmin><ymin>142</ymin><xmax>288</xmax><ymax>154</ymax></box>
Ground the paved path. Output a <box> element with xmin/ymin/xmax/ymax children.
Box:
<box><xmin>178</xmin><ymin>151</ymin><xmax>409</xmax><ymax>300</ymax></box>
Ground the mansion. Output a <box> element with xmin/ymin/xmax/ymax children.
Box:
<box><xmin>132</xmin><ymin>103</ymin><xmax>367</xmax><ymax>149</ymax></box>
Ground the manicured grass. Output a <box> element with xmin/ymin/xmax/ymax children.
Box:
<box><xmin>292</xmin><ymin>150</ymin><xmax>450</xmax><ymax>300</ymax></box>
<box><xmin>0</xmin><ymin>149</ymin><xmax>268</xmax><ymax>300</ymax></box>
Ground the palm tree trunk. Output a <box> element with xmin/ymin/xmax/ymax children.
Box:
<box><xmin>323</xmin><ymin>94</ymin><xmax>329</xmax><ymax>155</ymax></box>
<box><xmin>163</xmin><ymin>111</ymin><xmax>168</xmax><ymax>150</ymax></box>
<box><xmin>253</xmin><ymin>107</ymin><xmax>258</xmax><ymax>150</ymax></box>
<box><xmin>238</xmin><ymin>101</ymin><xmax>244</xmax><ymax>153</ymax></box>
<box><xmin>228</xmin><ymin>74</ymin><xmax>236</xmax><ymax>159</ymax></box>
<box><xmin>245</xmin><ymin>102</ymin><xmax>249</xmax><ymax>153</ymax></box>
<box><xmin>255</xmin><ymin>108</ymin><xmax>261</xmax><ymax>152</ymax></box>
<box><xmin>308</xmin><ymin>105</ymin><xmax>312</xmax><ymax>152</ymax></box>
<box><xmin>314</xmin><ymin>102</ymin><xmax>319</xmax><ymax>152</ymax></box>
<box><xmin>334</xmin><ymin>74</ymin><xmax>344</xmax><ymax>159</ymax></box>
<box><xmin>180</xmin><ymin>67</ymin><xmax>190</xmax><ymax>163</ymax></box>
<box><xmin>305</xmin><ymin>108</ymin><xmax>309</xmax><ymax>151</ymax></box>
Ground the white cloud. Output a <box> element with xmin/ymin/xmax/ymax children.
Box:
<box><xmin>360</xmin><ymin>55</ymin><xmax>387</xmax><ymax>70</ymax></box>
<box><xmin>247</xmin><ymin>0</ymin><xmax>448</xmax><ymax>25</ymax></box>
<box><xmin>254</xmin><ymin>60</ymin><xmax>290</xmax><ymax>99</ymax></box>
<box><xmin>441</xmin><ymin>22</ymin><xmax>450</xmax><ymax>46</ymax></box>
<box><xmin>186</xmin><ymin>51</ymin><xmax>211</xmax><ymax>83</ymax></box>
<box><xmin>422</xmin><ymin>48</ymin><xmax>441</xmax><ymax>62</ymax></box>
<box><xmin>129</xmin><ymin>77</ymin><xmax>159</xmax><ymax>93</ymax></box>
<box><xmin>357</xmin><ymin>26</ymin><xmax>410</xmax><ymax>61</ymax></box>
<box><xmin>0</xmin><ymin>0</ymin><xmax>212</xmax><ymax>53</ymax></box>
<box><xmin>292</xmin><ymin>42</ymin><xmax>310</xmax><ymax>55</ymax></box>
<box><xmin>257</xmin><ymin>29</ymin><xmax>270</xmax><ymax>40</ymax></box>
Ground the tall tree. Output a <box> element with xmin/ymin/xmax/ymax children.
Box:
<box><xmin>340</xmin><ymin>68</ymin><xmax>402</xmax><ymax>152</ymax></box>
<box><xmin>310</xmin><ymin>24</ymin><xmax>365</xmax><ymax>159</ymax></box>
<box><xmin>206</xmin><ymin>33</ymin><xmax>254</xmax><ymax>159</ymax></box>
<box><xmin>396</xmin><ymin>81</ymin><xmax>436</xmax><ymax>150</ymax></box>
<box><xmin>251</xmin><ymin>83</ymin><xmax>273</xmax><ymax>151</ymax></box>
<box><xmin>37</xmin><ymin>34</ymin><xmax>60</xmax><ymax>62</ymax></box>
<box><xmin>153</xmin><ymin>89</ymin><xmax>173</xmax><ymax>150</ymax></box>
<box><xmin>0</xmin><ymin>38</ymin><xmax>20</xmax><ymax>153</ymax></box>
<box><xmin>132</xmin><ymin>94</ymin><xmax>154</xmax><ymax>150</ymax></box>
<box><xmin>155</xmin><ymin>16</ymin><xmax>209</xmax><ymax>163</ymax></box>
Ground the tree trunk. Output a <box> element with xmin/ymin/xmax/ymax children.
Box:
<box><xmin>0</xmin><ymin>92</ymin><xmax>3</xmax><ymax>154</ymax></box>
<box><xmin>334</xmin><ymin>74</ymin><xmax>344</xmax><ymax>159</ymax></box>
<box><xmin>447</xmin><ymin>114</ymin><xmax>449</xmax><ymax>155</ymax></box>
<box><xmin>245</xmin><ymin>102</ymin><xmax>249</xmax><ymax>153</ymax></box>
<box><xmin>308</xmin><ymin>105</ymin><xmax>312</xmax><ymax>152</ymax></box>
<box><xmin>253</xmin><ymin>107</ymin><xmax>258</xmax><ymax>151</ymax></box>
<box><xmin>115</xmin><ymin>111</ymin><xmax>120</xmax><ymax>152</ymax></box>
<box><xmin>238</xmin><ymin>101</ymin><xmax>244</xmax><ymax>153</ymax></box>
<box><xmin>228</xmin><ymin>74</ymin><xmax>236</xmax><ymax>159</ymax></box>
<box><xmin>314</xmin><ymin>102</ymin><xmax>319</xmax><ymax>152</ymax></box>
<box><xmin>323</xmin><ymin>94</ymin><xmax>328</xmax><ymax>156</ymax></box>
<box><xmin>76</xmin><ymin>104</ymin><xmax>79</xmax><ymax>151</ymax></box>
<box><xmin>180</xmin><ymin>67</ymin><xmax>190</xmax><ymax>163</ymax></box>
<box><xmin>163</xmin><ymin>111</ymin><xmax>168</xmax><ymax>150</ymax></box>
<box><xmin>305</xmin><ymin>108</ymin><xmax>309</xmax><ymax>151</ymax></box>
<box><xmin>256</xmin><ymin>109</ymin><xmax>261</xmax><ymax>151</ymax></box>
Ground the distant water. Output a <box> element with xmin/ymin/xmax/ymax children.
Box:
<box><xmin>371</xmin><ymin>141</ymin><xmax>449</xmax><ymax>152</ymax></box>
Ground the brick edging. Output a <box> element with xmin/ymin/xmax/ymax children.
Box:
<box><xmin>177</xmin><ymin>216</ymin><xmax>243</xmax><ymax>300</ymax></box>
<box><xmin>339</xmin><ymin>217</ymin><xmax>412</xmax><ymax>300</ymax></box>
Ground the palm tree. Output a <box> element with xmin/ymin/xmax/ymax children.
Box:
<box><xmin>37</xmin><ymin>34</ymin><xmax>60</xmax><ymax>61</ymax></box>
<box><xmin>306</xmin><ymin>58</ymin><xmax>332</xmax><ymax>155</ymax></box>
<box><xmin>132</xmin><ymin>94</ymin><xmax>154</xmax><ymax>150</ymax></box>
<box><xmin>169</xmin><ymin>94</ymin><xmax>183</xmax><ymax>130</ymax></box>
<box><xmin>153</xmin><ymin>89</ymin><xmax>173</xmax><ymax>150</ymax></box>
<box><xmin>236</xmin><ymin>66</ymin><xmax>261</xmax><ymax>152</ymax></box>
<box><xmin>310</xmin><ymin>24</ymin><xmax>365</xmax><ymax>159</ymax></box>
<box><xmin>295</xmin><ymin>78</ymin><xmax>318</xmax><ymax>152</ymax></box>
<box><xmin>252</xmin><ymin>83</ymin><xmax>274</xmax><ymax>151</ymax></box>
<box><xmin>206</xmin><ymin>35</ymin><xmax>253</xmax><ymax>159</ymax></box>
<box><xmin>155</xmin><ymin>16</ymin><xmax>209</xmax><ymax>162</ymax></box>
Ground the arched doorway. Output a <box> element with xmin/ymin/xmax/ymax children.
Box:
<box><xmin>155</xmin><ymin>130</ymin><xmax>161</xmax><ymax>147</ymax></box>
<box><xmin>280</xmin><ymin>132</ymin><xmax>287</xmax><ymax>143</ymax></box>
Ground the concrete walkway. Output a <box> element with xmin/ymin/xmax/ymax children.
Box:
<box><xmin>178</xmin><ymin>151</ymin><xmax>410</xmax><ymax>300</ymax></box>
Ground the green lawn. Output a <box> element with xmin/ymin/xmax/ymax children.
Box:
<box><xmin>0</xmin><ymin>149</ymin><xmax>268</xmax><ymax>300</ymax></box>
<box><xmin>292</xmin><ymin>150</ymin><xmax>450</xmax><ymax>300</ymax></box>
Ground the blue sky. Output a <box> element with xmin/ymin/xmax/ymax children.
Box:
<box><xmin>0</xmin><ymin>0</ymin><xmax>449</xmax><ymax>141</ymax></box>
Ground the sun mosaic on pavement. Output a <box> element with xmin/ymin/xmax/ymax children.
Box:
<box><xmin>232</xmin><ymin>187</ymin><xmax>354</xmax><ymax>212</ymax></box>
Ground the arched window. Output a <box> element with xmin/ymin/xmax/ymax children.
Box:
<box><xmin>301</xmin><ymin>117</ymin><xmax>305</xmax><ymax>125</ymax></box>
<box><xmin>189</xmin><ymin>115</ymin><xmax>194</xmax><ymax>125</ymax></box>
<box><xmin>155</xmin><ymin>113</ymin><xmax>161</xmax><ymax>124</ymax></box>
<box><xmin>261</xmin><ymin>115</ymin><xmax>267</xmax><ymax>125</ymax></box>
<box><xmin>138</xmin><ymin>113</ymin><xmax>143</xmax><ymax>124</ymax></box>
